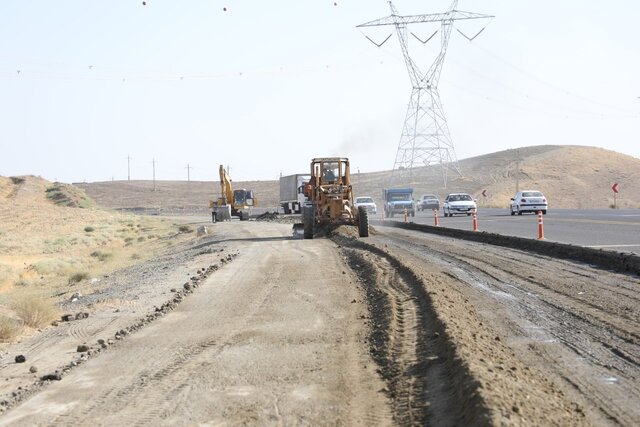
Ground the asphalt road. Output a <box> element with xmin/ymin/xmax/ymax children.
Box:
<box><xmin>378</xmin><ymin>208</ymin><xmax>640</xmax><ymax>255</ymax></box>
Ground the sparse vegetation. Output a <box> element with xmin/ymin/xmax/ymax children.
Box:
<box><xmin>124</xmin><ymin>237</ymin><xmax>134</xmax><ymax>243</ymax></box>
<box><xmin>69</xmin><ymin>272</ymin><xmax>90</xmax><ymax>284</ymax></box>
<box><xmin>0</xmin><ymin>316</ymin><xmax>23</xmax><ymax>342</ymax></box>
<box><xmin>178</xmin><ymin>225</ymin><xmax>192</xmax><ymax>233</ymax></box>
<box><xmin>14</xmin><ymin>278</ymin><xmax>32</xmax><ymax>287</ymax></box>
<box><xmin>12</xmin><ymin>296</ymin><xmax>59</xmax><ymax>328</ymax></box>
<box><xmin>31</xmin><ymin>259</ymin><xmax>74</xmax><ymax>276</ymax></box>
<box><xmin>131</xmin><ymin>253</ymin><xmax>141</xmax><ymax>260</ymax></box>
<box><xmin>90</xmin><ymin>251</ymin><xmax>112</xmax><ymax>261</ymax></box>
<box><xmin>137</xmin><ymin>236</ymin><xmax>146</xmax><ymax>242</ymax></box>
<box><xmin>84</xmin><ymin>226</ymin><xmax>95</xmax><ymax>232</ymax></box>
<box><xmin>46</xmin><ymin>183</ymin><xmax>95</xmax><ymax>208</ymax></box>
<box><xmin>10</xmin><ymin>177</ymin><xmax>25</xmax><ymax>185</ymax></box>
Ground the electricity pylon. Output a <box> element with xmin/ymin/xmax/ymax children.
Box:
<box><xmin>357</xmin><ymin>1</ymin><xmax>493</xmax><ymax>187</ymax></box>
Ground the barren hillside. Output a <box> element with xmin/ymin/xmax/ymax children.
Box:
<box><xmin>0</xmin><ymin>175</ymin><xmax>190</xmax><ymax>309</ymax></box>
<box><xmin>76</xmin><ymin>145</ymin><xmax>640</xmax><ymax>210</ymax></box>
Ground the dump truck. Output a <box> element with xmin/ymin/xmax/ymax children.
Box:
<box><xmin>279</xmin><ymin>174</ymin><xmax>310</xmax><ymax>214</ymax></box>
<box><xmin>383</xmin><ymin>188</ymin><xmax>415</xmax><ymax>218</ymax></box>
<box><xmin>295</xmin><ymin>157</ymin><xmax>368</xmax><ymax>238</ymax></box>
<box><xmin>210</xmin><ymin>165</ymin><xmax>256</xmax><ymax>222</ymax></box>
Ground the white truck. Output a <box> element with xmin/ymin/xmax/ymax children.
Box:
<box><xmin>279</xmin><ymin>174</ymin><xmax>310</xmax><ymax>214</ymax></box>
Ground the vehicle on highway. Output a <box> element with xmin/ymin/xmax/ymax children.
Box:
<box><xmin>510</xmin><ymin>190</ymin><xmax>548</xmax><ymax>215</ymax></box>
<box><xmin>417</xmin><ymin>194</ymin><xmax>439</xmax><ymax>211</ymax></box>
<box><xmin>354</xmin><ymin>196</ymin><xmax>377</xmax><ymax>214</ymax></box>
<box><xmin>383</xmin><ymin>188</ymin><xmax>415</xmax><ymax>218</ymax></box>
<box><xmin>443</xmin><ymin>193</ymin><xmax>477</xmax><ymax>217</ymax></box>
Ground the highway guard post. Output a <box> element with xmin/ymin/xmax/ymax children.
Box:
<box><xmin>538</xmin><ymin>210</ymin><xmax>545</xmax><ymax>240</ymax></box>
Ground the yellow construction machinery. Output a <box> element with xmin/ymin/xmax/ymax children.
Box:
<box><xmin>295</xmin><ymin>157</ymin><xmax>368</xmax><ymax>238</ymax></box>
<box><xmin>210</xmin><ymin>165</ymin><xmax>255</xmax><ymax>222</ymax></box>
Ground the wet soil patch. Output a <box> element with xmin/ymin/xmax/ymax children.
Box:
<box><xmin>376</xmin><ymin>220</ymin><xmax>640</xmax><ymax>276</ymax></box>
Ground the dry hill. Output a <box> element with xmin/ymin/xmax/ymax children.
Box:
<box><xmin>76</xmin><ymin>145</ymin><xmax>640</xmax><ymax>211</ymax></box>
<box><xmin>0</xmin><ymin>175</ymin><xmax>194</xmax><ymax>341</ymax></box>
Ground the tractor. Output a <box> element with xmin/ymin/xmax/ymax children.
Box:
<box><xmin>296</xmin><ymin>157</ymin><xmax>368</xmax><ymax>239</ymax></box>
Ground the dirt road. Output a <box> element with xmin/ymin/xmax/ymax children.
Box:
<box><xmin>0</xmin><ymin>221</ymin><xmax>391</xmax><ymax>426</ymax></box>
<box><xmin>1</xmin><ymin>220</ymin><xmax>639</xmax><ymax>426</ymax></box>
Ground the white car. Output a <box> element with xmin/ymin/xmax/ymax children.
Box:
<box><xmin>417</xmin><ymin>194</ymin><xmax>440</xmax><ymax>211</ymax></box>
<box><xmin>443</xmin><ymin>193</ymin><xmax>477</xmax><ymax>217</ymax></box>
<box><xmin>354</xmin><ymin>196</ymin><xmax>377</xmax><ymax>214</ymax></box>
<box><xmin>510</xmin><ymin>191</ymin><xmax>548</xmax><ymax>215</ymax></box>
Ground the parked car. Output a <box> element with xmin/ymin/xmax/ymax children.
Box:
<box><xmin>443</xmin><ymin>193</ymin><xmax>477</xmax><ymax>217</ymax></box>
<box><xmin>418</xmin><ymin>194</ymin><xmax>439</xmax><ymax>211</ymax></box>
<box><xmin>354</xmin><ymin>196</ymin><xmax>377</xmax><ymax>214</ymax></box>
<box><xmin>510</xmin><ymin>191</ymin><xmax>548</xmax><ymax>215</ymax></box>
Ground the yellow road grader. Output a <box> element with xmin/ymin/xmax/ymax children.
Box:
<box><xmin>296</xmin><ymin>157</ymin><xmax>369</xmax><ymax>239</ymax></box>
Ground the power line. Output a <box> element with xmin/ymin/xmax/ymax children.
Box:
<box><xmin>357</xmin><ymin>0</ymin><xmax>493</xmax><ymax>188</ymax></box>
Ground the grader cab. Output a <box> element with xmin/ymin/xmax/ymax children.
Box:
<box><xmin>296</xmin><ymin>157</ymin><xmax>369</xmax><ymax>239</ymax></box>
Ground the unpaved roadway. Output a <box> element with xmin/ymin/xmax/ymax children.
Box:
<box><xmin>1</xmin><ymin>219</ymin><xmax>639</xmax><ymax>426</ymax></box>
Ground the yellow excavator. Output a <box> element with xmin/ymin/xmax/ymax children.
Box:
<box><xmin>210</xmin><ymin>165</ymin><xmax>256</xmax><ymax>222</ymax></box>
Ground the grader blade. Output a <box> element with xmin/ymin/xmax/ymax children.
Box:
<box><xmin>292</xmin><ymin>223</ymin><xmax>305</xmax><ymax>236</ymax></box>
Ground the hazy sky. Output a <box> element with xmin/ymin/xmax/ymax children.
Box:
<box><xmin>1</xmin><ymin>1</ymin><xmax>638</xmax><ymax>183</ymax></box>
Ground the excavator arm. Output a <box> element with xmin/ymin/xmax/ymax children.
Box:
<box><xmin>219</xmin><ymin>165</ymin><xmax>234</xmax><ymax>205</ymax></box>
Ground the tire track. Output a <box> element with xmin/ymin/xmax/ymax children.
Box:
<box><xmin>336</xmin><ymin>235</ymin><xmax>489</xmax><ymax>426</ymax></box>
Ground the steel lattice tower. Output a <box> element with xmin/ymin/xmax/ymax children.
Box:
<box><xmin>358</xmin><ymin>1</ymin><xmax>493</xmax><ymax>187</ymax></box>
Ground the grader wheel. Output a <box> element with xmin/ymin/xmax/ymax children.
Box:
<box><xmin>303</xmin><ymin>206</ymin><xmax>315</xmax><ymax>239</ymax></box>
<box><xmin>357</xmin><ymin>206</ymin><xmax>369</xmax><ymax>238</ymax></box>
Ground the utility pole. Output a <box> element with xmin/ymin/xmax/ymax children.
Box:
<box><xmin>185</xmin><ymin>164</ymin><xmax>193</xmax><ymax>182</ymax></box>
<box><xmin>127</xmin><ymin>155</ymin><xmax>131</xmax><ymax>181</ymax></box>
<box><xmin>357</xmin><ymin>1</ymin><xmax>493</xmax><ymax>187</ymax></box>
<box><xmin>152</xmin><ymin>158</ymin><xmax>156</xmax><ymax>191</ymax></box>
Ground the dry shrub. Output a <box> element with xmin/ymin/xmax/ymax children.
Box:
<box><xmin>0</xmin><ymin>316</ymin><xmax>23</xmax><ymax>342</ymax></box>
<box><xmin>69</xmin><ymin>272</ymin><xmax>89</xmax><ymax>283</ymax></box>
<box><xmin>12</xmin><ymin>296</ymin><xmax>59</xmax><ymax>328</ymax></box>
<box><xmin>90</xmin><ymin>251</ymin><xmax>112</xmax><ymax>261</ymax></box>
<box><xmin>178</xmin><ymin>225</ymin><xmax>192</xmax><ymax>233</ymax></box>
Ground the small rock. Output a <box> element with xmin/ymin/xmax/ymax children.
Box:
<box><xmin>77</xmin><ymin>345</ymin><xmax>90</xmax><ymax>353</ymax></box>
<box><xmin>170</xmin><ymin>288</ymin><xmax>177</xmax><ymax>293</ymax></box>
<box><xmin>75</xmin><ymin>312</ymin><xmax>89</xmax><ymax>320</ymax></box>
<box><xmin>29</xmin><ymin>366</ymin><xmax>38</xmax><ymax>374</ymax></box>
<box><xmin>433</xmin><ymin>332</ymin><xmax>440</xmax><ymax>338</ymax></box>
<box><xmin>14</xmin><ymin>355</ymin><xmax>26</xmax><ymax>364</ymax></box>
<box><xmin>97</xmin><ymin>339</ymin><xmax>105</xmax><ymax>345</ymax></box>
<box><xmin>351</xmin><ymin>299</ymin><xmax>357</xmax><ymax>303</ymax></box>
<box><xmin>61</xmin><ymin>314</ymin><xmax>74</xmax><ymax>322</ymax></box>
<box><xmin>51</xmin><ymin>320</ymin><xmax>59</xmax><ymax>327</ymax></box>
<box><xmin>494</xmin><ymin>336</ymin><xmax>501</xmax><ymax>341</ymax></box>
<box><xmin>41</xmin><ymin>372</ymin><xmax>62</xmax><ymax>381</ymax></box>
<box><xmin>512</xmin><ymin>405</ymin><xmax>520</xmax><ymax>413</ymax></box>
<box><xmin>183</xmin><ymin>283</ymin><xmax>193</xmax><ymax>291</ymax></box>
